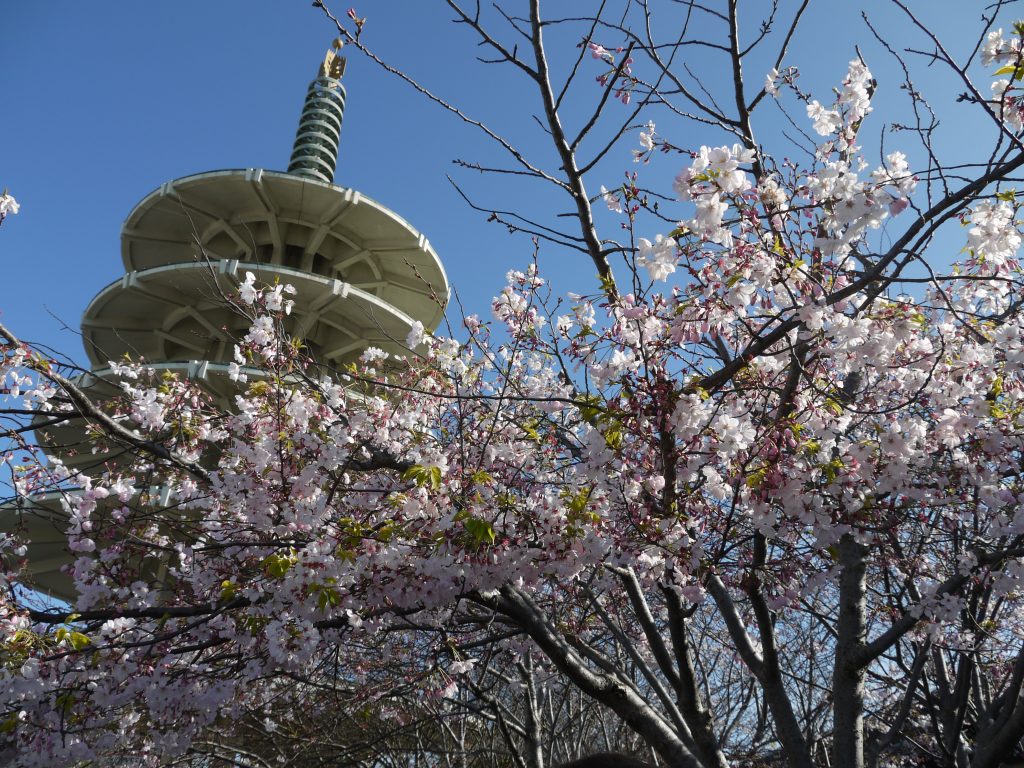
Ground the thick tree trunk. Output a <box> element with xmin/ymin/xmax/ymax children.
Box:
<box><xmin>832</xmin><ymin>536</ymin><xmax>869</xmax><ymax>768</ymax></box>
<box><xmin>520</xmin><ymin>656</ymin><xmax>546</xmax><ymax>768</ymax></box>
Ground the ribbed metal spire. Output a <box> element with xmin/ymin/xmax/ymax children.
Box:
<box><xmin>287</xmin><ymin>41</ymin><xmax>347</xmax><ymax>184</ymax></box>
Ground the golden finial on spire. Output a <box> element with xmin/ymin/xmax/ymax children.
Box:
<box><xmin>320</xmin><ymin>39</ymin><xmax>347</xmax><ymax>80</ymax></box>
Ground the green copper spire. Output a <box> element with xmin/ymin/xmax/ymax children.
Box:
<box><xmin>287</xmin><ymin>40</ymin><xmax>347</xmax><ymax>184</ymax></box>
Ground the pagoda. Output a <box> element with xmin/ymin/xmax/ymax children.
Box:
<box><xmin>8</xmin><ymin>43</ymin><xmax>449</xmax><ymax>599</ymax></box>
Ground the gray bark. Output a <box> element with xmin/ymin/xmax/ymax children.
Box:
<box><xmin>832</xmin><ymin>536</ymin><xmax>868</xmax><ymax>768</ymax></box>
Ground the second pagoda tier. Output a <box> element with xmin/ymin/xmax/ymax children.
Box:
<box><xmin>82</xmin><ymin>260</ymin><xmax>425</xmax><ymax>368</ymax></box>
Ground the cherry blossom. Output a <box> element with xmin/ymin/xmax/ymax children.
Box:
<box><xmin>600</xmin><ymin>184</ymin><xmax>623</xmax><ymax>213</ymax></box>
<box><xmin>981</xmin><ymin>27</ymin><xmax>1022</xmax><ymax>67</ymax></box>
<box><xmin>636</xmin><ymin>234</ymin><xmax>677</xmax><ymax>282</ymax></box>
<box><xmin>807</xmin><ymin>100</ymin><xmax>842</xmax><ymax>136</ymax></box>
<box><xmin>0</xmin><ymin>192</ymin><xmax>18</xmax><ymax>218</ymax></box>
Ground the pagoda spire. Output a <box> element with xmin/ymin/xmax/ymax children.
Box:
<box><xmin>287</xmin><ymin>40</ymin><xmax>348</xmax><ymax>183</ymax></box>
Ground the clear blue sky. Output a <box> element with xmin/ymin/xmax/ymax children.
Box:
<box><xmin>0</xmin><ymin>1</ymin><xmax>1000</xmax><ymax>363</ymax></box>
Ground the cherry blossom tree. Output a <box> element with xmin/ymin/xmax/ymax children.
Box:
<box><xmin>7</xmin><ymin>2</ymin><xmax>1024</xmax><ymax>767</ymax></box>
